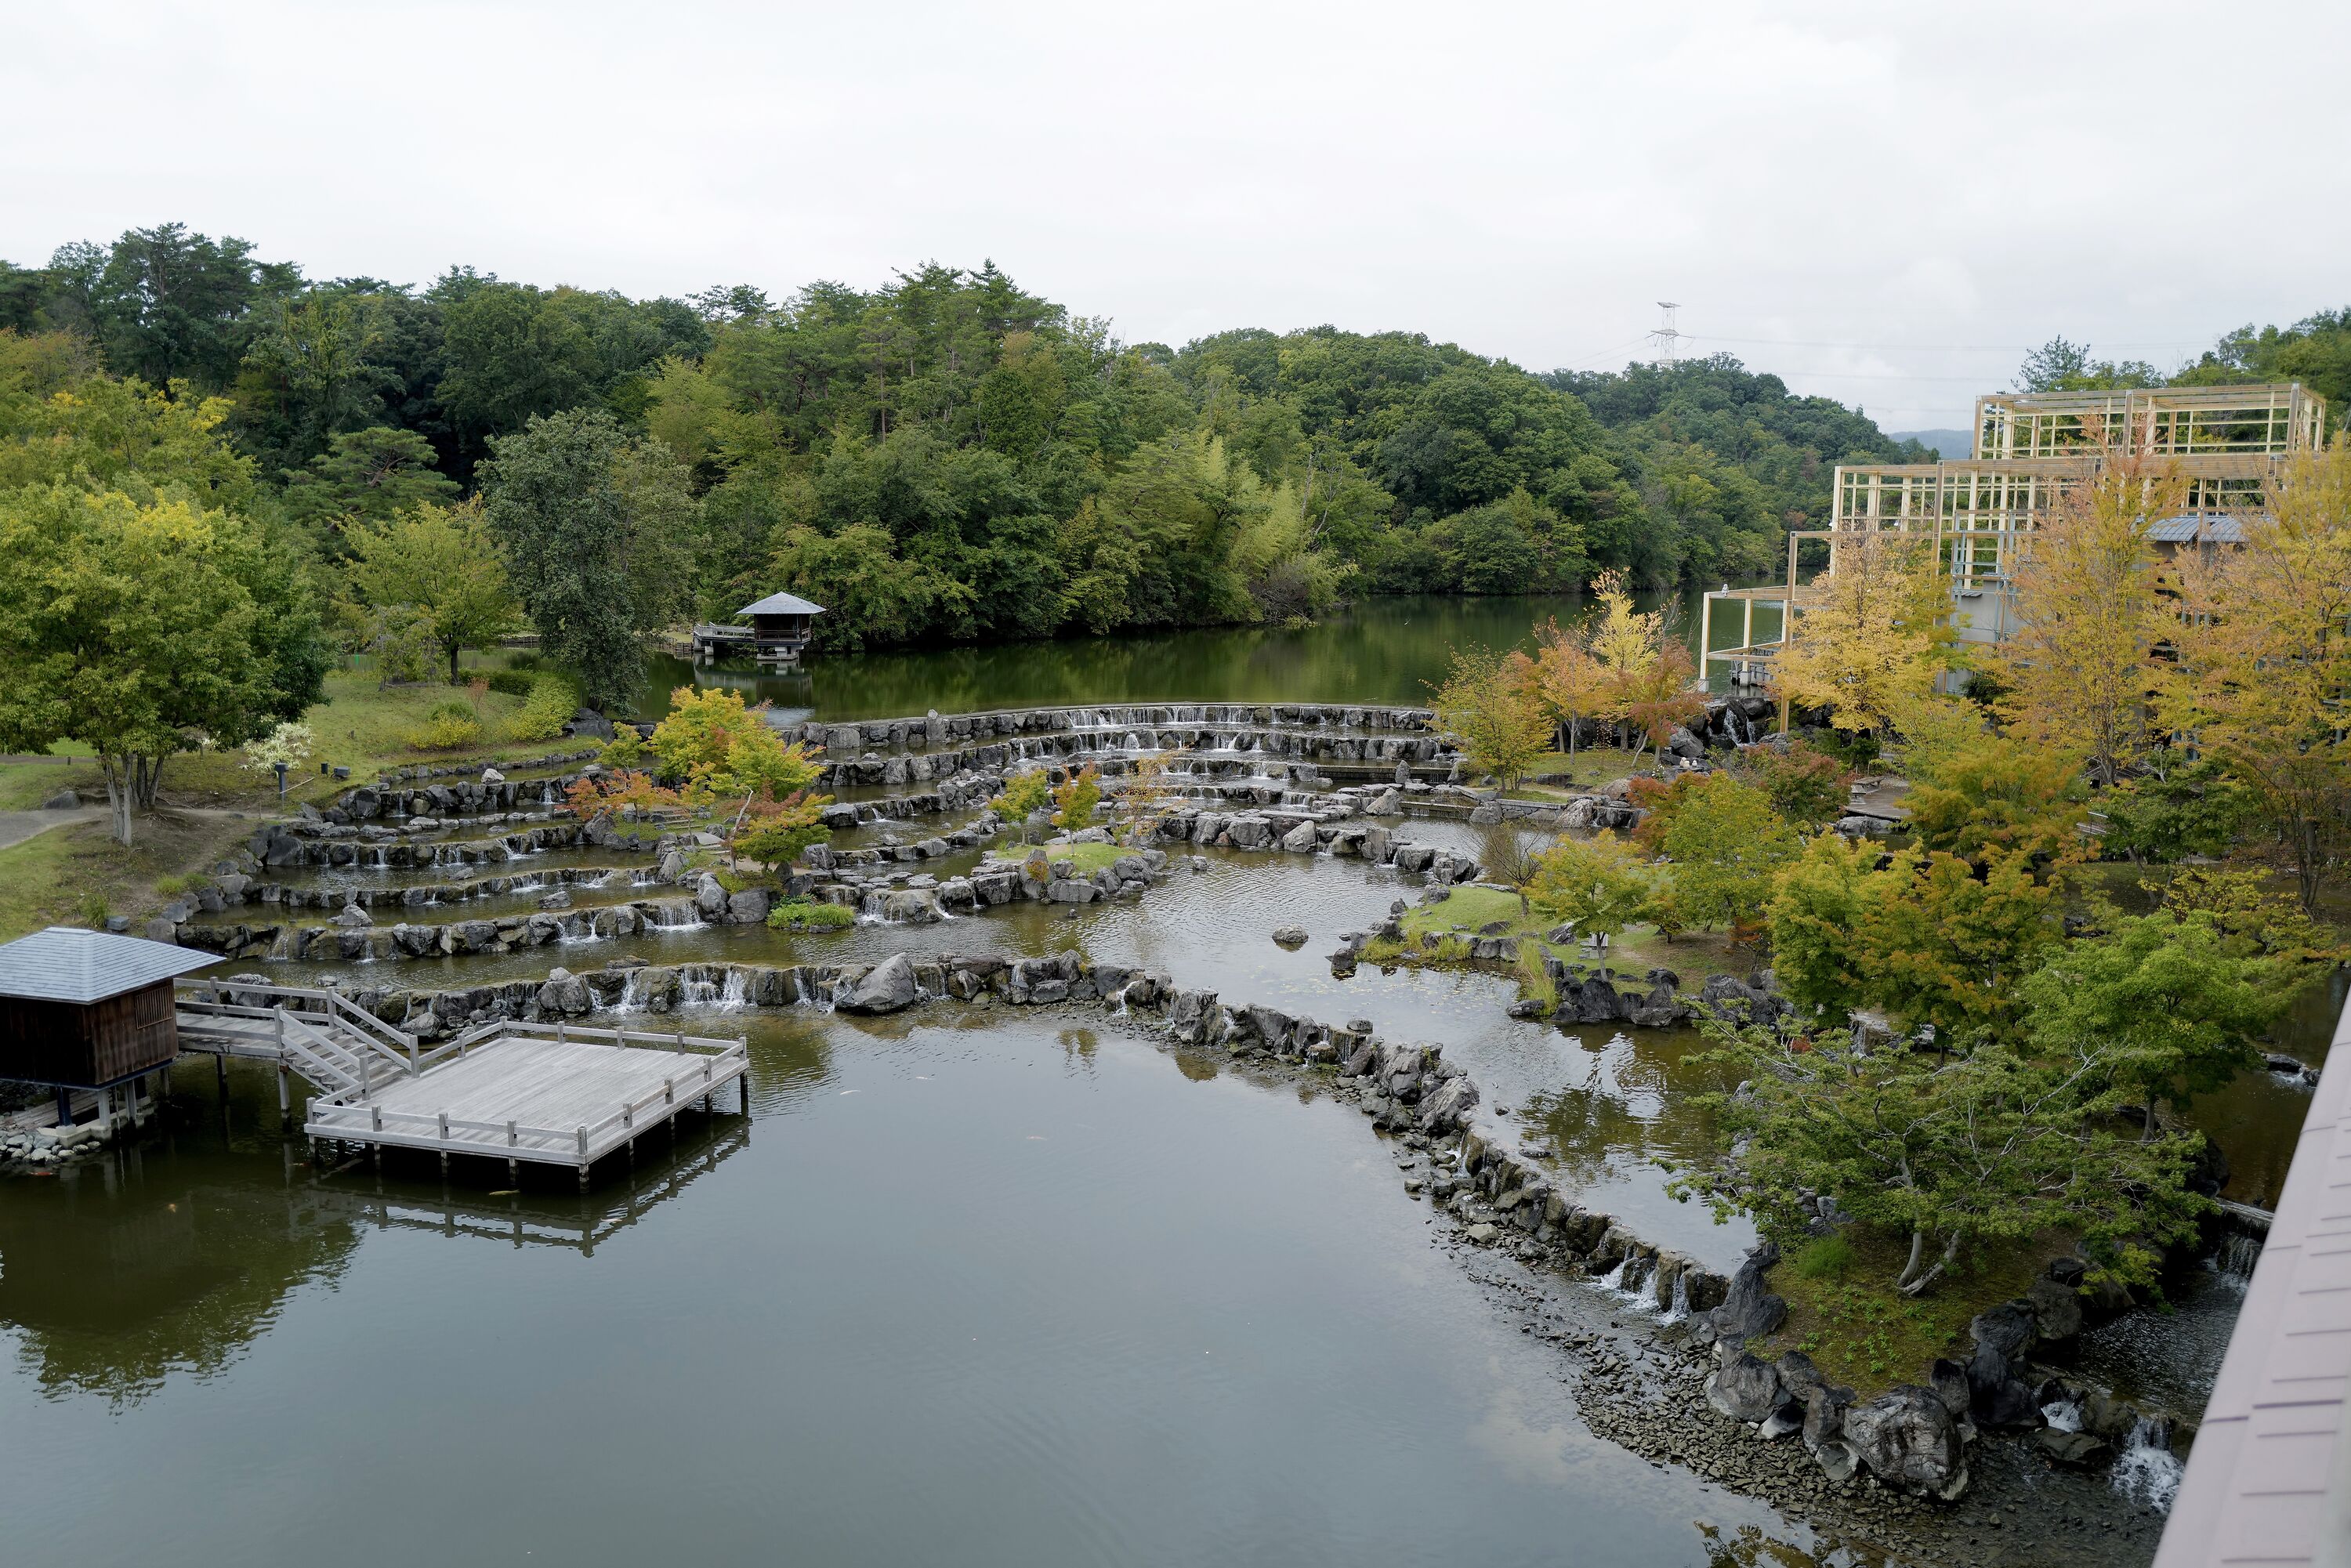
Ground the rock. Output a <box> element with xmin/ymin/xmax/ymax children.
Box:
<box><xmin>1812</xmin><ymin>1436</ymin><xmax>1862</xmax><ymax>1484</ymax></box>
<box><xmin>42</xmin><ymin>788</ymin><xmax>78</xmax><ymax>810</ymax></box>
<box><xmin>332</xmin><ymin>902</ymin><xmax>374</xmax><ymax>929</ymax></box>
<box><xmin>1927</xmin><ymin>1358</ymin><xmax>1971</xmax><ymax>1418</ymax></box>
<box><xmin>838</xmin><ymin>953</ymin><xmax>918</xmax><ymax>1014</ymax></box>
<box><xmin>726</xmin><ymin>889</ymin><xmax>772</xmax><ymax>925</ymax></box>
<box><xmin>1704</xmin><ymin>1240</ymin><xmax>1787</xmax><ymax>1345</ymax></box>
<box><xmin>1270</xmin><ymin>925</ymin><xmax>1308</xmax><ymax>948</ymax></box>
<box><xmin>1664</xmin><ymin>725</ymin><xmax>1704</xmax><ymax>760</ymax></box>
<box><xmin>694</xmin><ymin>875</ymin><xmax>728</xmax><ymax>919</ymax></box>
<box><xmin>1415</xmin><ymin>1074</ymin><xmax>1479</xmax><ymax>1135</ymax></box>
<box><xmin>2033</xmin><ymin>1429</ymin><xmax>2112</xmax><ymax>1470</ymax></box>
<box><xmin>538</xmin><ymin>889</ymin><xmax>574</xmax><ymax>911</ymax></box>
<box><xmin>1803</xmin><ymin>1385</ymin><xmax>1852</xmax><ymax>1451</ymax></box>
<box><xmin>143</xmin><ymin>918</ymin><xmax>179</xmax><ymax>943</ymax></box>
<box><xmin>2027</xmin><ymin>1275</ymin><xmax>2085</xmax><ymax>1342</ymax></box>
<box><xmin>536</xmin><ymin>971</ymin><xmax>592</xmax><ymax>1016</ymax></box>
<box><xmin>1281</xmin><ymin>819</ymin><xmax>1319</xmax><ymax>853</ymax></box>
<box><xmin>1842</xmin><ymin>1385</ymin><xmax>1969</xmax><ymax>1498</ymax></box>
<box><xmin>1466</xmin><ymin>1222</ymin><xmax>1500</xmax><ymax>1246</ymax></box>
<box><xmin>1704</xmin><ymin>1352</ymin><xmax>1780</xmax><ymax>1421</ymax></box>
<box><xmin>480</xmin><ymin>767</ymin><xmax>505</xmax><ymax>785</ymax></box>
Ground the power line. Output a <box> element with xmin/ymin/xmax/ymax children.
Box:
<box><xmin>1682</xmin><ymin>332</ymin><xmax>2208</xmax><ymax>353</ymax></box>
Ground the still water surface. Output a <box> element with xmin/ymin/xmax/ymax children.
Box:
<box><xmin>0</xmin><ymin>1013</ymin><xmax>1804</xmax><ymax>1566</ymax></box>
<box><xmin>632</xmin><ymin>591</ymin><xmax>1775</xmax><ymax>722</ymax></box>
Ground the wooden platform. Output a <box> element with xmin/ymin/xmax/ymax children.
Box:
<box><xmin>304</xmin><ymin>1022</ymin><xmax>748</xmax><ymax>1179</ymax></box>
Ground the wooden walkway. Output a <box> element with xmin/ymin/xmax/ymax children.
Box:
<box><xmin>174</xmin><ymin>982</ymin><xmax>747</xmax><ymax>1189</ymax></box>
<box><xmin>309</xmin><ymin>1023</ymin><xmax>748</xmax><ymax>1184</ymax></box>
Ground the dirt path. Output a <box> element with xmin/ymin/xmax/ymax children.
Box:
<box><xmin>0</xmin><ymin>807</ymin><xmax>102</xmax><ymax>853</ymax></box>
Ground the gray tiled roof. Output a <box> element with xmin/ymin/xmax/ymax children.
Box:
<box><xmin>736</xmin><ymin>591</ymin><xmax>828</xmax><ymax>617</ymax></box>
<box><xmin>2146</xmin><ymin>514</ymin><xmax>2248</xmax><ymax>544</ymax></box>
<box><xmin>0</xmin><ymin>926</ymin><xmax>221</xmax><ymax>1004</ymax></box>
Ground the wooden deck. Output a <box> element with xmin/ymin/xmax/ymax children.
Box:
<box><xmin>173</xmin><ymin>983</ymin><xmax>747</xmax><ymax>1188</ymax></box>
<box><xmin>305</xmin><ymin>1021</ymin><xmax>748</xmax><ymax>1182</ymax></box>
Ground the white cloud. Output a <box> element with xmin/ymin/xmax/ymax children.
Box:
<box><xmin>4</xmin><ymin>0</ymin><xmax>2345</xmax><ymax>428</ymax></box>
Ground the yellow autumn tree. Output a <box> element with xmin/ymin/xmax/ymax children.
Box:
<box><xmin>1771</xmin><ymin>530</ymin><xmax>1955</xmax><ymax>737</ymax></box>
<box><xmin>1429</xmin><ymin>644</ymin><xmax>1550</xmax><ymax>791</ymax></box>
<box><xmin>1994</xmin><ymin>433</ymin><xmax>2183</xmax><ymax>787</ymax></box>
<box><xmin>1583</xmin><ymin>569</ymin><xmax>1704</xmax><ymax>756</ymax></box>
<box><xmin>1529</xmin><ymin>615</ymin><xmax>1612</xmax><ymax>760</ymax></box>
<box><xmin>2167</xmin><ymin>436</ymin><xmax>2351</xmax><ymax>911</ymax></box>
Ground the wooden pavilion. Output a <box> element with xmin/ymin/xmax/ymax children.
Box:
<box><xmin>0</xmin><ymin>926</ymin><xmax>223</xmax><ymax>1126</ymax></box>
<box><xmin>689</xmin><ymin>591</ymin><xmax>828</xmax><ymax>669</ymax></box>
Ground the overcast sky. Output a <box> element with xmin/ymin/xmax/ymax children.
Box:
<box><xmin>6</xmin><ymin>1</ymin><xmax>2346</xmax><ymax>429</ymax></box>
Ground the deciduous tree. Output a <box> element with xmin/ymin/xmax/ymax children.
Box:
<box><xmin>2166</xmin><ymin>438</ymin><xmax>2351</xmax><ymax>911</ymax></box>
<box><xmin>341</xmin><ymin>501</ymin><xmax>518</xmax><ymax>683</ymax></box>
<box><xmin>1429</xmin><ymin>643</ymin><xmax>1550</xmax><ymax>791</ymax></box>
<box><xmin>1994</xmin><ymin>435</ymin><xmax>2181</xmax><ymax>786</ymax></box>
<box><xmin>1658</xmin><ymin>773</ymin><xmax>1800</xmax><ymax>935</ymax></box>
<box><xmin>477</xmin><ymin>408</ymin><xmax>694</xmax><ymax>709</ymax></box>
<box><xmin>1770</xmin><ymin>531</ymin><xmax>1955</xmax><ymax>737</ymax></box>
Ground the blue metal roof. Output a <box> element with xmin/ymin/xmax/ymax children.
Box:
<box><xmin>0</xmin><ymin>926</ymin><xmax>221</xmax><ymax>1005</ymax></box>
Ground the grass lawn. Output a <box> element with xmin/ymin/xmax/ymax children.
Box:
<box><xmin>0</xmin><ymin>812</ymin><xmax>259</xmax><ymax>943</ymax></box>
<box><xmin>1762</xmin><ymin>1229</ymin><xmax>2057</xmax><ymax>1396</ymax></box>
<box><xmin>1361</xmin><ymin>884</ymin><xmax>1755</xmax><ymax>1005</ymax></box>
<box><xmin>986</xmin><ymin>840</ymin><xmax>1132</xmax><ymax>876</ymax></box>
<box><xmin>1504</xmin><ymin>747</ymin><xmax>1654</xmax><ymax>799</ymax></box>
<box><xmin>1</xmin><ymin>664</ymin><xmax>597</xmax><ymax>940</ymax></box>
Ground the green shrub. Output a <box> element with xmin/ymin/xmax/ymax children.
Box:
<box><xmin>484</xmin><ymin>668</ymin><xmax>536</xmax><ymax>697</ymax></box>
<box><xmin>507</xmin><ymin>675</ymin><xmax>579</xmax><ymax>743</ymax></box>
<box><xmin>505</xmin><ymin>650</ymin><xmax>544</xmax><ymax>672</ymax></box>
<box><xmin>766</xmin><ymin>898</ymin><xmax>853</xmax><ymax>932</ymax></box>
<box><xmin>1791</xmin><ymin>1233</ymin><xmax>1857</xmax><ymax>1281</ymax></box>
<box><xmin>408</xmin><ymin>701</ymin><xmax>486</xmax><ymax>750</ymax></box>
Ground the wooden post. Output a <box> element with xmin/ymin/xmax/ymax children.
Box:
<box><xmin>216</xmin><ymin>1052</ymin><xmax>229</xmax><ymax>1099</ymax></box>
<box><xmin>277</xmin><ymin>1063</ymin><xmax>291</xmax><ymax>1128</ymax></box>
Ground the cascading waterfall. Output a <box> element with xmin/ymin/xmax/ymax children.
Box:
<box><xmin>618</xmin><ymin>969</ymin><xmax>650</xmax><ymax>1011</ymax></box>
<box><xmin>2211</xmin><ymin>1228</ymin><xmax>2262</xmax><ymax>1288</ymax></box>
<box><xmin>1660</xmin><ymin>1268</ymin><xmax>1691</xmax><ymax>1324</ymax></box>
<box><xmin>2111</xmin><ymin>1416</ymin><xmax>2183</xmax><ymax>1509</ymax></box>
<box><xmin>677</xmin><ymin>967</ymin><xmax>723</xmax><ymax>1007</ymax></box>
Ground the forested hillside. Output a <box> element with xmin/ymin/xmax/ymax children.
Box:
<box><xmin>1</xmin><ymin>223</ymin><xmax>1938</xmax><ymax>651</ymax></box>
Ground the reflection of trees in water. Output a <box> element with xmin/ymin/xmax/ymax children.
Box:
<box><xmin>1529</xmin><ymin>1027</ymin><xmax>1728</xmax><ymax>1188</ymax></box>
<box><xmin>1694</xmin><ymin>1520</ymin><xmax>1869</xmax><ymax>1568</ymax></box>
<box><xmin>1</xmin><ymin>1069</ymin><xmax>762</xmax><ymax>1403</ymax></box>
<box><xmin>0</xmin><ymin>1148</ymin><xmax>361</xmax><ymax>1406</ymax></box>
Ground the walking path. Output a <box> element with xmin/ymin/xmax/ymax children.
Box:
<box><xmin>0</xmin><ymin>807</ymin><xmax>101</xmax><ymax>853</ymax></box>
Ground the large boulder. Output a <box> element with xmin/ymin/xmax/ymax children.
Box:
<box><xmin>694</xmin><ymin>875</ymin><xmax>728</xmax><ymax>920</ymax></box>
<box><xmin>839</xmin><ymin>953</ymin><xmax>918</xmax><ymax>1015</ymax></box>
<box><xmin>1704</xmin><ymin>1351</ymin><xmax>1780</xmax><ymax>1421</ymax></box>
<box><xmin>1416</xmin><ymin>1074</ymin><xmax>1479</xmax><ymax>1135</ymax></box>
<box><xmin>1703</xmin><ymin>1241</ymin><xmax>1787</xmax><ymax>1345</ymax></box>
<box><xmin>1842</xmin><ymin>1385</ymin><xmax>1969</xmax><ymax>1498</ymax></box>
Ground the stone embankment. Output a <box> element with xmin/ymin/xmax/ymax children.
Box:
<box><xmin>797</xmin><ymin>704</ymin><xmax>1454</xmax><ymax>789</ymax></box>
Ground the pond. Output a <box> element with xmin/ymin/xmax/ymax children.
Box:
<box><xmin>629</xmin><ymin>589</ymin><xmax>1779</xmax><ymax>723</ymax></box>
<box><xmin>0</xmin><ymin>1011</ymin><xmax>1813</xmax><ymax>1567</ymax></box>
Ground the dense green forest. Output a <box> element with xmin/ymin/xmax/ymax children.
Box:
<box><xmin>27</xmin><ymin>222</ymin><xmax>2334</xmax><ymax>661</ymax></box>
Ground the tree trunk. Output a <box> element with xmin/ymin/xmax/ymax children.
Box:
<box><xmin>449</xmin><ymin>641</ymin><xmax>463</xmax><ymax>685</ymax></box>
<box><xmin>1899</xmin><ymin>1231</ymin><xmax>1964</xmax><ymax>1296</ymax></box>
<box><xmin>99</xmin><ymin>755</ymin><xmax>134</xmax><ymax>847</ymax></box>
<box><xmin>1896</xmin><ymin>1227</ymin><xmax>1927</xmax><ymax>1290</ymax></box>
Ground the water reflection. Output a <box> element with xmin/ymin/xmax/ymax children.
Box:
<box><xmin>0</xmin><ymin>1149</ymin><xmax>359</xmax><ymax>1404</ymax></box>
<box><xmin>632</xmin><ymin>590</ymin><xmax>1715</xmax><ymax>723</ymax></box>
